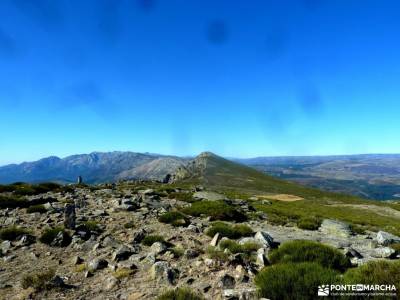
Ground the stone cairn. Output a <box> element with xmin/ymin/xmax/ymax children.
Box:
<box><xmin>64</xmin><ymin>203</ymin><xmax>76</xmax><ymax>229</ymax></box>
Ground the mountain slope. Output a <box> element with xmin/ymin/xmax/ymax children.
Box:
<box><xmin>0</xmin><ymin>152</ymin><xmax>187</xmax><ymax>184</ymax></box>
<box><xmin>172</xmin><ymin>152</ymin><xmax>358</xmax><ymax>200</ymax></box>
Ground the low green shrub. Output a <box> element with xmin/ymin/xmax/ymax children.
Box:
<box><xmin>297</xmin><ymin>217</ymin><xmax>321</xmax><ymax>230</ymax></box>
<box><xmin>113</xmin><ymin>268</ymin><xmax>134</xmax><ymax>279</ymax></box>
<box><xmin>266</xmin><ymin>213</ymin><xmax>290</xmax><ymax>226</ymax></box>
<box><xmin>269</xmin><ymin>240</ymin><xmax>350</xmax><ymax>272</ymax></box>
<box><xmin>0</xmin><ymin>195</ymin><xmax>29</xmax><ymax>209</ymax></box>
<box><xmin>206</xmin><ymin>246</ymin><xmax>229</xmax><ymax>262</ymax></box>
<box><xmin>158</xmin><ymin>211</ymin><xmax>188</xmax><ymax>227</ymax></box>
<box><xmin>27</xmin><ymin>204</ymin><xmax>47</xmax><ymax>213</ymax></box>
<box><xmin>124</xmin><ymin>221</ymin><xmax>135</xmax><ymax>229</ymax></box>
<box><xmin>157</xmin><ymin>287</ymin><xmax>204</xmax><ymax>300</ymax></box>
<box><xmin>0</xmin><ymin>226</ymin><xmax>29</xmax><ymax>241</ymax></box>
<box><xmin>21</xmin><ymin>269</ymin><xmax>56</xmax><ymax>290</ymax></box>
<box><xmin>182</xmin><ymin>200</ymin><xmax>247</xmax><ymax>221</ymax></box>
<box><xmin>219</xmin><ymin>239</ymin><xmax>260</xmax><ymax>255</ymax></box>
<box><xmin>169</xmin><ymin>247</ymin><xmax>184</xmax><ymax>258</ymax></box>
<box><xmin>83</xmin><ymin>221</ymin><xmax>102</xmax><ymax>232</ymax></box>
<box><xmin>39</xmin><ymin>227</ymin><xmax>64</xmax><ymax>245</ymax></box>
<box><xmin>206</xmin><ymin>222</ymin><xmax>253</xmax><ymax>239</ymax></box>
<box><xmin>141</xmin><ymin>235</ymin><xmax>165</xmax><ymax>246</ymax></box>
<box><xmin>168</xmin><ymin>192</ymin><xmax>196</xmax><ymax>203</ymax></box>
<box><xmin>343</xmin><ymin>260</ymin><xmax>400</xmax><ymax>291</ymax></box>
<box><xmin>255</xmin><ymin>262</ymin><xmax>340</xmax><ymax>300</ymax></box>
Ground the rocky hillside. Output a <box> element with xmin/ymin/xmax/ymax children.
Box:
<box><xmin>0</xmin><ymin>180</ymin><xmax>399</xmax><ymax>299</ymax></box>
<box><xmin>0</xmin><ymin>152</ymin><xmax>187</xmax><ymax>184</ymax></box>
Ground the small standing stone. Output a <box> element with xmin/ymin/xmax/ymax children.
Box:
<box><xmin>64</xmin><ymin>203</ymin><xmax>76</xmax><ymax>229</ymax></box>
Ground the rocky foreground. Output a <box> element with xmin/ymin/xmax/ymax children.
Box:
<box><xmin>1</xmin><ymin>182</ymin><xmax>400</xmax><ymax>300</ymax></box>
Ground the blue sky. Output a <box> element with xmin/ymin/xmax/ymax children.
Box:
<box><xmin>1</xmin><ymin>0</ymin><xmax>400</xmax><ymax>165</ymax></box>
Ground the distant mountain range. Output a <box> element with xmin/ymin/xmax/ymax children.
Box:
<box><xmin>1</xmin><ymin>151</ymin><xmax>400</xmax><ymax>200</ymax></box>
<box><xmin>0</xmin><ymin>152</ymin><xmax>187</xmax><ymax>184</ymax></box>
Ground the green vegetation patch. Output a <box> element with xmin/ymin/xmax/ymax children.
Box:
<box><xmin>27</xmin><ymin>204</ymin><xmax>47</xmax><ymax>214</ymax></box>
<box><xmin>0</xmin><ymin>195</ymin><xmax>29</xmax><ymax>209</ymax></box>
<box><xmin>39</xmin><ymin>226</ymin><xmax>69</xmax><ymax>245</ymax></box>
<box><xmin>206</xmin><ymin>222</ymin><xmax>253</xmax><ymax>239</ymax></box>
<box><xmin>21</xmin><ymin>269</ymin><xmax>56</xmax><ymax>290</ymax></box>
<box><xmin>206</xmin><ymin>246</ymin><xmax>229</xmax><ymax>262</ymax></box>
<box><xmin>82</xmin><ymin>220</ymin><xmax>102</xmax><ymax>233</ymax></box>
<box><xmin>219</xmin><ymin>239</ymin><xmax>260</xmax><ymax>261</ymax></box>
<box><xmin>0</xmin><ymin>226</ymin><xmax>29</xmax><ymax>241</ymax></box>
<box><xmin>255</xmin><ymin>262</ymin><xmax>340</xmax><ymax>300</ymax></box>
<box><xmin>296</xmin><ymin>216</ymin><xmax>321</xmax><ymax>230</ymax></box>
<box><xmin>141</xmin><ymin>235</ymin><xmax>165</xmax><ymax>246</ymax></box>
<box><xmin>182</xmin><ymin>200</ymin><xmax>247</xmax><ymax>222</ymax></box>
<box><xmin>343</xmin><ymin>260</ymin><xmax>400</xmax><ymax>291</ymax></box>
<box><xmin>168</xmin><ymin>192</ymin><xmax>196</xmax><ymax>203</ymax></box>
<box><xmin>158</xmin><ymin>211</ymin><xmax>188</xmax><ymax>227</ymax></box>
<box><xmin>269</xmin><ymin>240</ymin><xmax>350</xmax><ymax>272</ymax></box>
<box><xmin>157</xmin><ymin>287</ymin><xmax>204</xmax><ymax>300</ymax></box>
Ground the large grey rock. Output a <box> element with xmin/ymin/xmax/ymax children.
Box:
<box><xmin>219</xmin><ymin>274</ymin><xmax>235</xmax><ymax>289</ymax></box>
<box><xmin>63</xmin><ymin>203</ymin><xmax>76</xmax><ymax>229</ymax></box>
<box><xmin>1</xmin><ymin>240</ymin><xmax>11</xmax><ymax>255</ymax></box>
<box><xmin>112</xmin><ymin>245</ymin><xmax>134</xmax><ymax>262</ymax></box>
<box><xmin>131</xmin><ymin>229</ymin><xmax>146</xmax><ymax>244</ymax></box>
<box><xmin>254</xmin><ymin>231</ymin><xmax>274</xmax><ymax>248</ymax></box>
<box><xmin>104</xmin><ymin>276</ymin><xmax>119</xmax><ymax>291</ymax></box>
<box><xmin>371</xmin><ymin>247</ymin><xmax>396</xmax><ymax>258</ymax></box>
<box><xmin>150</xmin><ymin>261</ymin><xmax>179</xmax><ymax>284</ymax></box>
<box><xmin>320</xmin><ymin>219</ymin><xmax>352</xmax><ymax>238</ymax></box>
<box><xmin>256</xmin><ymin>248</ymin><xmax>267</xmax><ymax>268</ymax></box>
<box><xmin>210</xmin><ymin>233</ymin><xmax>220</xmax><ymax>247</ymax></box>
<box><xmin>193</xmin><ymin>191</ymin><xmax>226</xmax><ymax>201</ymax></box>
<box><xmin>150</xmin><ymin>242</ymin><xmax>167</xmax><ymax>255</ymax></box>
<box><xmin>376</xmin><ymin>231</ymin><xmax>400</xmax><ymax>246</ymax></box>
<box><xmin>50</xmin><ymin>231</ymin><xmax>71</xmax><ymax>247</ymax></box>
<box><xmin>88</xmin><ymin>258</ymin><xmax>108</xmax><ymax>271</ymax></box>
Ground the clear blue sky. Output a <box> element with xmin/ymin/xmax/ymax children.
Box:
<box><xmin>1</xmin><ymin>0</ymin><xmax>400</xmax><ymax>165</ymax></box>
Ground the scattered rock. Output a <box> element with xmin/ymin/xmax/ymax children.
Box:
<box><xmin>184</xmin><ymin>249</ymin><xmax>200</xmax><ymax>259</ymax></box>
<box><xmin>131</xmin><ymin>229</ymin><xmax>146</xmax><ymax>244</ymax></box>
<box><xmin>219</xmin><ymin>274</ymin><xmax>235</xmax><ymax>289</ymax></box>
<box><xmin>104</xmin><ymin>276</ymin><xmax>119</xmax><ymax>291</ymax></box>
<box><xmin>222</xmin><ymin>288</ymin><xmax>258</xmax><ymax>300</ymax></box>
<box><xmin>376</xmin><ymin>231</ymin><xmax>400</xmax><ymax>246</ymax></box>
<box><xmin>1</xmin><ymin>240</ymin><xmax>11</xmax><ymax>255</ymax></box>
<box><xmin>210</xmin><ymin>233</ymin><xmax>220</xmax><ymax>247</ymax></box>
<box><xmin>256</xmin><ymin>248</ymin><xmax>267</xmax><ymax>268</ymax></box>
<box><xmin>371</xmin><ymin>247</ymin><xmax>396</xmax><ymax>258</ymax></box>
<box><xmin>112</xmin><ymin>245</ymin><xmax>134</xmax><ymax>262</ymax></box>
<box><xmin>50</xmin><ymin>231</ymin><xmax>72</xmax><ymax>247</ymax></box>
<box><xmin>88</xmin><ymin>258</ymin><xmax>108</xmax><ymax>271</ymax></box>
<box><xmin>150</xmin><ymin>261</ymin><xmax>179</xmax><ymax>284</ymax></box>
<box><xmin>193</xmin><ymin>191</ymin><xmax>226</xmax><ymax>201</ymax></box>
<box><xmin>254</xmin><ymin>231</ymin><xmax>274</xmax><ymax>248</ymax></box>
<box><xmin>150</xmin><ymin>242</ymin><xmax>167</xmax><ymax>255</ymax></box>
